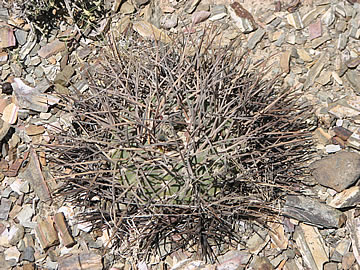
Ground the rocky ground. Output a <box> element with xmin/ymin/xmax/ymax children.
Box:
<box><xmin>0</xmin><ymin>0</ymin><xmax>360</xmax><ymax>269</ymax></box>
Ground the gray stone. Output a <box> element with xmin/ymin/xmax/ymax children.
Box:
<box><xmin>184</xmin><ymin>0</ymin><xmax>200</xmax><ymax>14</ymax></box>
<box><xmin>303</xmin><ymin>53</ymin><xmax>328</xmax><ymax>89</ymax></box>
<box><xmin>336</xmin><ymin>19</ymin><xmax>347</xmax><ymax>32</ymax></box>
<box><xmin>34</xmin><ymin>66</ymin><xmax>44</xmax><ymax>78</ymax></box>
<box><xmin>14</xmin><ymin>29</ymin><xmax>28</xmax><ymax>46</ymax></box>
<box><xmin>284</xmin><ymin>195</ymin><xmax>346</xmax><ymax>228</ymax></box>
<box><xmin>22</xmin><ymin>246</ymin><xmax>35</xmax><ymax>262</ymax></box>
<box><xmin>0</xmin><ymin>198</ymin><xmax>11</xmax><ymax>220</ymax></box>
<box><xmin>19</xmin><ymin>32</ymin><xmax>37</xmax><ymax>60</ymax></box>
<box><xmin>0</xmin><ymin>8</ymin><xmax>9</xmax><ymax>19</ymax></box>
<box><xmin>1</xmin><ymin>186</ymin><xmax>12</xmax><ymax>198</ymax></box>
<box><xmin>246</xmin><ymin>28</ymin><xmax>266</xmax><ymax>50</ymax></box>
<box><xmin>322</xmin><ymin>6</ymin><xmax>335</xmax><ymax>26</ymax></box>
<box><xmin>274</xmin><ymin>32</ymin><xmax>286</xmax><ymax>47</ymax></box>
<box><xmin>346</xmin><ymin>70</ymin><xmax>360</xmax><ymax>93</ymax></box>
<box><xmin>337</xmin><ymin>33</ymin><xmax>348</xmax><ymax>51</ymax></box>
<box><xmin>209</xmin><ymin>5</ymin><xmax>227</xmax><ymax>21</ymax></box>
<box><xmin>311</xmin><ymin>35</ymin><xmax>331</xmax><ymax>49</ymax></box>
<box><xmin>310</xmin><ymin>151</ymin><xmax>360</xmax><ymax>192</ymax></box>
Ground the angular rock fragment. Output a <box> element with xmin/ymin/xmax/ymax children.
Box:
<box><xmin>133</xmin><ymin>21</ymin><xmax>170</xmax><ymax>43</ymax></box>
<box><xmin>347</xmin><ymin>209</ymin><xmax>360</xmax><ymax>266</ymax></box>
<box><xmin>22</xmin><ymin>148</ymin><xmax>51</xmax><ymax>202</ymax></box>
<box><xmin>0</xmin><ymin>198</ymin><xmax>11</xmax><ymax>220</ymax></box>
<box><xmin>303</xmin><ymin>53</ymin><xmax>328</xmax><ymax>89</ymax></box>
<box><xmin>322</xmin><ymin>6</ymin><xmax>335</xmax><ymax>26</ymax></box>
<box><xmin>1</xmin><ymin>103</ymin><xmax>18</xmax><ymax>124</ymax></box>
<box><xmin>250</xmin><ymin>256</ymin><xmax>274</xmax><ymax>270</ymax></box>
<box><xmin>337</xmin><ymin>33</ymin><xmax>348</xmax><ymax>51</ymax></box>
<box><xmin>246</xmin><ymin>28</ymin><xmax>266</xmax><ymax>49</ymax></box>
<box><xmin>0</xmin><ymin>119</ymin><xmax>10</xmax><ymax>141</ymax></box>
<box><xmin>315</xmin><ymin>70</ymin><xmax>331</xmax><ymax>85</ymax></box>
<box><xmin>309</xmin><ymin>20</ymin><xmax>322</xmax><ymax>40</ymax></box>
<box><xmin>348</xmin><ymin>128</ymin><xmax>360</xmax><ymax>150</ymax></box>
<box><xmin>294</xmin><ymin>223</ymin><xmax>328</xmax><ymax>270</ymax></box>
<box><xmin>310</xmin><ymin>151</ymin><xmax>360</xmax><ymax>192</ymax></box>
<box><xmin>332</xmin><ymin>126</ymin><xmax>352</xmax><ymax>141</ymax></box>
<box><xmin>35</xmin><ymin>217</ymin><xmax>59</xmax><ymax>249</ymax></box>
<box><xmin>8</xmin><ymin>224</ymin><xmax>24</xmax><ymax>245</ymax></box>
<box><xmin>38</xmin><ymin>39</ymin><xmax>66</xmax><ymax>59</ymax></box>
<box><xmin>311</xmin><ymin>34</ymin><xmax>331</xmax><ymax>49</ymax></box>
<box><xmin>4</xmin><ymin>246</ymin><xmax>20</xmax><ymax>262</ymax></box>
<box><xmin>184</xmin><ymin>0</ymin><xmax>200</xmax><ymax>14</ymax></box>
<box><xmin>329</xmin><ymin>186</ymin><xmax>360</xmax><ymax>208</ymax></box>
<box><xmin>58</xmin><ymin>252</ymin><xmax>103</xmax><ymax>270</ymax></box>
<box><xmin>346</xmin><ymin>57</ymin><xmax>360</xmax><ymax>68</ymax></box>
<box><xmin>287</xmin><ymin>11</ymin><xmax>303</xmax><ymax>29</ymax></box>
<box><xmin>346</xmin><ymin>70</ymin><xmax>360</xmax><ymax>93</ymax></box>
<box><xmin>0</xmin><ymin>26</ymin><xmax>16</xmax><ymax>48</ymax></box>
<box><xmin>209</xmin><ymin>5</ymin><xmax>227</xmax><ymax>21</ymax></box>
<box><xmin>302</xmin><ymin>6</ymin><xmax>328</xmax><ymax>27</ymax></box>
<box><xmin>160</xmin><ymin>14</ymin><xmax>178</xmax><ymax>29</ymax></box>
<box><xmin>54</xmin><ymin>212</ymin><xmax>75</xmax><ymax>248</ymax></box>
<box><xmin>283</xmin><ymin>195</ymin><xmax>346</xmax><ymax>228</ymax></box>
<box><xmin>280</xmin><ymin>51</ymin><xmax>291</xmax><ymax>74</ymax></box>
<box><xmin>217</xmin><ymin>250</ymin><xmax>251</xmax><ymax>270</ymax></box>
<box><xmin>11</xmin><ymin>78</ymin><xmax>59</xmax><ymax>112</ymax></box>
<box><xmin>297</xmin><ymin>48</ymin><xmax>312</xmax><ymax>62</ymax></box>
<box><xmin>228</xmin><ymin>2</ymin><xmax>257</xmax><ymax>33</ymax></box>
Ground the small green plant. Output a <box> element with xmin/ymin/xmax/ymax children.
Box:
<box><xmin>16</xmin><ymin>0</ymin><xmax>106</xmax><ymax>36</ymax></box>
<box><xmin>46</xmin><ymin>29</ymin><xmax>313</xmax><ymax>262</ymax></box>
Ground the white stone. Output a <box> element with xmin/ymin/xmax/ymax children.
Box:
<box><xmin>15</xmin><ymin>204</ymin><xmax>35</xmax><ymax>225</ymax></box>
<box><xmin>4</xmin><ymin>246</ymin><xmax>20</xmax><ymax>262</ymax></box>
<box><xmin>325</xmin><ymin>144</ymin><xmax>341</xmax><ymax>153</ymax></box>
<box><xmin>335</xmin><ymin>119</ymin><xmax>343</xmax><ymax>127</ymax></box>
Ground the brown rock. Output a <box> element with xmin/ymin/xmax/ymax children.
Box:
<box><xmin>25</xmin><ymin>125</ymin><xmax>45</xmax><ymax>136</ymax></box>
<box><xmin>35</xmin><ymin>217</ymin><xmax>59</xmax><ymax>249</ymax></box>
<box><xmin>54</xmin><ymin>213</ymin><xmax>75</xmax><ymax>248</ymax></box>
<box><xmin>38</xmin><ymin>39</ymin><xmax>66</xmax><ymax>58</ymax></box>
<box><xmin>323</xmin><ymin>262</ymin><xmax>338</xmax><ymax>270</ymax></box>
<box><xmin>250</xmin><ymin>256</ymin><xmax>274</xmax><ymax>270</ymax></box>
<box><xmin>342</xmin><ymin>252</ymin><xmax>356</xmax><ymax>269</ymax></box>
<box><xmin>58</xmin><ymin>252</ymin><xmax>103</xmax><ymax>270</ymax></box>
<box><xmin>228</xmin><ymin>2</ymin><xmax>257</xmax><ymax>33</ymax></box>
<box><xmin>22</xmin><ymin>148</ymin><xmax>51</xmax><ymax>202</ymax></box>
<box><xmin>310</xmin><ymin>151</ymin><xmax>360</xmax><ymax>192</ymax></box>
<box><xmin>280</xmin><ymin>51</ymin><xmax>291</xmax><ymax>74</ymax></box>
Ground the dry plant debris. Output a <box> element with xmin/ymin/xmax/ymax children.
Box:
<box><xmin>45</xmin><ymin>29</ymin><xmax>313</xmax><ymax>261</ymax></box>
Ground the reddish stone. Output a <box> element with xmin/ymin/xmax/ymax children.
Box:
<box><xmin>0</xmin><ymin>26</ymin><xmax>16</xmax><ymax>48</ymax></box>
<box><xmin>309</xmin><ymin>20</ymin><xmax>322</xmax><ymax>40</ymax></box>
